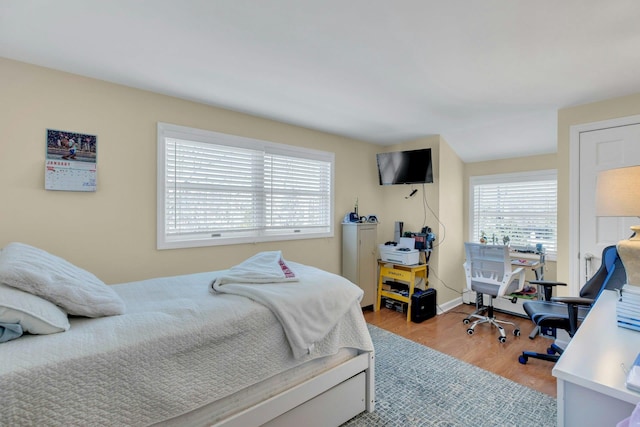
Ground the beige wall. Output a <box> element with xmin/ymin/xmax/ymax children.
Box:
<box><xmin>375</xmin><ymin>136</ymin><xmax>467</xmax><ymax>303</ymax></box>
<box><xmin>464</xmin><ymin>92</ymin><xmax>640</xmax><ymax>289</ymax></box>
<box><xmin>435</xmin><ymin>138</ymin><xmax>466</xmax><ymax>302</ymax></box>
<box><xmin>460</xmin><ymin>93</ymin><xmax>640</xmax><ymax>291</ymax></box>
<box><xmin>1</xmin><ymin>58</ymin><xmax>469</xmax><ymax>307</ymax></box>
<box><xmin>376</xmin><ymin>136</ymin><xmax>441</xmax><ymax>244</ymax></box>
<box><xmin>16</xmin><ymin>57</ymin><xmax>635</xmax><ymax>307</ymax></box>
<box><xmin>0</xmin><ymin>58</ymin><xmax>384</xmax><ymax>283</ymax></box>
<box><xmin>556</xmin><ymin>92</ymin><xmax>640</xmax><ymax>285</ymax></box>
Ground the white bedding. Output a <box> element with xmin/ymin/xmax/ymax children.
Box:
<box><xmin>0</xmin><ymin>264</ymin><xmax>373</xmax><ymax>426</ymax></box>
<box><xmin>212</xmin><ymin>258</ymin><xmax>364</xmax><ymax>358</ymax></box>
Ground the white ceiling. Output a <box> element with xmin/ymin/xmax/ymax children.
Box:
<box><xmin>2</xmin><ymin>1</ymin><xmax>640</xmax><ymax>162</ymax></box>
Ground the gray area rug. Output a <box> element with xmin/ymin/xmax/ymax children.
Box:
<box><xmin>342</xmin><ymin>324</ymin><xmax>556</xmax><ymax>427</ymax></box>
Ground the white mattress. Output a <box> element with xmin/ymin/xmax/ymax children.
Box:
<box><xmin>0</xmin><ymin>267</ymin><xmax>374</xmax><ymax>426</ymax></box>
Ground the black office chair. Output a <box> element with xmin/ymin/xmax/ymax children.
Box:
<box><xmin>518</xmin><ymin>245</ymin><xmax>626</xmax><ymax>364</ymax></box>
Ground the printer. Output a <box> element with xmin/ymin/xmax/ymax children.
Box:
<box><xmin>379</xmin><ymin>237</ymin><xmax>420</xmax><ymax>265</ymax></box>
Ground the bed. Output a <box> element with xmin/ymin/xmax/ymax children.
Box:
<box><xmin>0</xmin><ymin>246</ymin><xmax>375</xmax><ymax>427</ymax></box>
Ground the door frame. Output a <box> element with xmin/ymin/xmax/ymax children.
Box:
<box><xmin>569</xmin><ymin>114</ymin><xmax>640</xmax><ymax>295</ymax></box>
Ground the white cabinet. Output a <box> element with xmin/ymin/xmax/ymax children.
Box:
<box><xmin>342</xmin><ymin>223</ymin><xmax>377</xmax><ymax>307</ymax></box>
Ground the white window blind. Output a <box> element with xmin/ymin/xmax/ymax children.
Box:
<box><xmin>470</xmin><ymin>170</ymin><xmax>557</xmax><ymax>257</ymax></box>
<box><xmin>157</xmin><ymin>123</ymin><xmax>334</xmax><ymax>249</ymax></box>
<box><xmin>264</xmin><ymin>152</ymin><xmax>332</xmax><ymax>233</ymax></box>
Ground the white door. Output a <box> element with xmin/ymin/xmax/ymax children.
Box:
<box><xmin>578</xmin><ymin>123</ymin><xmax>640</xmax><ymax>293</ymax></box>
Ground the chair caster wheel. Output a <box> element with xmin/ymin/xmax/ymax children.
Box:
<box><xmin>467</xmin><ymin>328</ymin><xmax>474</xmax><ymax>335</ymax></box>
<box><xmin>519</xmin><ymin>355</ymin><xmax>528</xmax><ymax>364</ymax></box>
<box><xmin>513</xmin><ymin>329</ymin><xmax>521</xmax><ymax>336</ymax></box>
<box><xmin>463</xmin><ymin>319</ymin><xmax>470</xmax><ymax>325</ymax></box>
<box><xmin>498</xmin><ymin>336</ymin><xmax>506</xmax><ymax>343</ymax></box>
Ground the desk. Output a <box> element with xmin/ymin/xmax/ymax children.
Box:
<box><xmin>510</xmin><ymin>257</ymin><xmax>544</xmax><ymax>281</ymax></box>
<box><xmin>511</xmin><ymin>256</ymin><xmax>546</xmax><ymax>338</ymax></box>
<box><xmin>553</xmin><ymin>290</ymin><xmax>640</xmax><ymax>426</ymax></box>
<box><xmin>375</xmin><ymin>261</ymin><xmax>427</xmax><ymax>322</ymax></box>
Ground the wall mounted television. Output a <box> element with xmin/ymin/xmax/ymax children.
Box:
<box><xmin>376</xmin><ymin>148</ymin><xmax>433</xmax><ymax>185</ymax></box>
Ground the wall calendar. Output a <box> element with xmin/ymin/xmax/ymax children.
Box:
<box><xmin>45</xmin><ymin>129</ymin><xmax>97</xmax><ymax>192</ymax></box>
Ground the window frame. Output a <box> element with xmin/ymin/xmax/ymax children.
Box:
<box><xmin>157</xmin><ymin>122</ymin><xmax>335</xmax><ymax>250</ymax></box>
<box><xmin>468</xmin><ymin>169</ymin><xmax>558</xmax><ymax>259</ymax></box>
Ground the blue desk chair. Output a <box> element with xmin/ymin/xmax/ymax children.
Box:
<box><xmin>518</xmin><ymin>245</ymin><xmax>626</xmax><ymax>364</ymax></box>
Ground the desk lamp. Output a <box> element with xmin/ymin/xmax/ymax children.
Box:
<box><xmin>596</xmin><ymin>165</ymin><xmax>640</xmax><ymax>285</ymax></box>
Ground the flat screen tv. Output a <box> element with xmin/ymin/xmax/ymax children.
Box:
<box><xmin>376</xmin><ymin>148</ymin><xmax>433</xmax><ymax>185</ymax></box>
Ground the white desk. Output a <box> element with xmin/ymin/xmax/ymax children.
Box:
<box><xmin>511</xmin><ymin>256</ymin><xmax>545</xmax><ymax>281</ymax></box>
<box><xmin>553</xmin><ymin>290</ymin><xmax>640</xmax><ymax>426</ymax></box>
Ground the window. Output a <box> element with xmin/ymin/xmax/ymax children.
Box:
<box><xmin>469</xmin><ymin>170</ymin><xmax>557</xmax><ymax>257</ymax></box>
<box><xmin>157</xmin><ymin>123</ymin><xmax>334</xmax><ymax>249</ymax></box>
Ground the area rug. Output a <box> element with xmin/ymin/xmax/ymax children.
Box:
<box><xmin>342</xmin><ymin>325</ymin><xmax>556</xmax><ymax>427</ymax></box>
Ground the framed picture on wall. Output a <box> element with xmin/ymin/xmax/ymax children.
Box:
<box><xmin>45</xmin><ymin>129</ymin><xmax>97</xmax><ymax>192</ymax></box>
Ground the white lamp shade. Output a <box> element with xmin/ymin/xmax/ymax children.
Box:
<box><xmin>595</xmin><ymin>165</ymin><xmax>640</xmax><ymax>285</ymax></box>
<box><xmin>595</xmin><ymin>166</ymin><xmax>640</xmax><ymax>217</ymax></box>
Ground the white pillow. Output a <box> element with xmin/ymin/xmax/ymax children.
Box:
<box><xmin>0</xmin><ymin>242</ymin><xmax>125</xmax><ymax>318</ymax></box>
<box><xmin>0</xmin><ymin>283</ymin><xmax>69</xmax><ymax>334</ymax></box>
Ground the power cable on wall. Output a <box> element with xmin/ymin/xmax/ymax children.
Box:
<box><xmin>421</xmin><ymin>183</ymin><xmax>446</xmax><ymax>247</ymax></box>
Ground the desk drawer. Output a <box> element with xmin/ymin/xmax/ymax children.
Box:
<box><xmin>380</xmin><ymin>266</ymin><xmax>412</xmax><ymax>282</ymax></box>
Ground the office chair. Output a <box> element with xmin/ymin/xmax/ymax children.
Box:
<box><xmin>463</xmin><ymin>243</ymin><xmax>526</xmax><ymax>343</ymax></box>
<box><xmin>518</xmin><ymin>245</ymin><xmax>626</xmax><ymax>364</ymax></box>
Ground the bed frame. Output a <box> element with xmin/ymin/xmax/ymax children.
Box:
<box><xmin>173</xmin><ymin>351</ymin><xmax>375</xmax><ymax>427</ymax></box>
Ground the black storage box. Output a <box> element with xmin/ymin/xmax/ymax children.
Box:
<box><xmin>382</xmin><ymin>297</ymin><xmax>408</xmax><ymax>313</ymax></box>
<box><xmin>411</xmin><ymin>288</ymin><xmax>437</xmax><ymax>323</ymax></box>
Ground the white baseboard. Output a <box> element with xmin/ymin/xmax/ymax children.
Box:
<box><xmin>438</xmin><ymin>296</ymin><xmax>463</xmax><ymax>314</ymax></box>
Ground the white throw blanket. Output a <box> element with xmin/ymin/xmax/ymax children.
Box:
<box><xmin>211</xmin><ymin>252</ymin><xmax>364</xmax><ymax>358</ymax></box>
<box><xmin>211</xmin><ymin>251</ymin><xmax>299</xmax><ymax>286</ymax></box>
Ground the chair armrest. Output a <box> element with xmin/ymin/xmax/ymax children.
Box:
<box><xmin>549</xmin><ymin>296</ymin><xmax>595</xmax><ymax>337</ymax></box>
<box><xmin>530</xmin><ymin>280</ymin><xmax>567</xmax><ymax>301</ymax></box>
<box><xmin>529</xmin><ymin>280</ymin><xmax>567</xmax><ymax>287</ymax></box>
<box><xmin>550</xmin><ymin>296</ymin><xmax>594</xmax><ymax>306</ymax></box>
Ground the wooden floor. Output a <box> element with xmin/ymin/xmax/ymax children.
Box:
<box><xmin>364</xmin><ymin>302</ymin><xmax>557</xmax><ymax>397</ymax></box>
